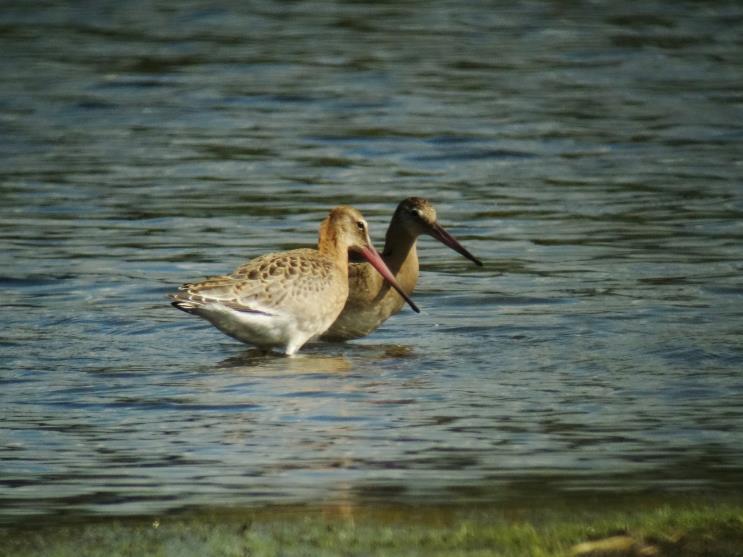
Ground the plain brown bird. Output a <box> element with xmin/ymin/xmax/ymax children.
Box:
<box><xmin>322</xmin><ymin>197</ymin><xmax>481</xmax><ymax>341</ymax></box>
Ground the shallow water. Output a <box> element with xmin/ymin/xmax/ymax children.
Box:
<box><xmin>2</xmin><ymin>0</ymin><xmax>743</xmax><ymax>524</ymax></box>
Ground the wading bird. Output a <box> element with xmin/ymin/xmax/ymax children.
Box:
<box><xmin>322</xmin><ymin>197</ymin><xmax>481</xmax><ymax>341</ymax></box>
<box><xmin>170</xmin><ymin>206</ymin><xmax>419</xmax><ymax>355</ymax></box>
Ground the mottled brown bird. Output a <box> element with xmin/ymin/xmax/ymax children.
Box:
<box><xmin>170</xmin><ymin>206</ymin><xmax>419</xmax><ymax>355</ymax></box>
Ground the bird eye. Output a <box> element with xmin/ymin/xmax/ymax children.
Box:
<box><xmin>356</xmin><ymin>221</ymin><xmax>366</xmax><ymax>231</ymax></box>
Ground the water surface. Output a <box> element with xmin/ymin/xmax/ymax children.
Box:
<box><xmin>2</xmin><ymin>0</ymin><xmax>743</xmax><ymax>524</ymax></box>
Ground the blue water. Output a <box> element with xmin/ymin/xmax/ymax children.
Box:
<box><xmin>1</xmin><ymin>0</ymin><xmax>743</xmax><ymax>524</ymax></box>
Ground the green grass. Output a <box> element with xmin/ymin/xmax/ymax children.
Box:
<box><xmin>2</xmin><ymin>501</ymin><xmax>743</xmax><ymax>557</ymax></box>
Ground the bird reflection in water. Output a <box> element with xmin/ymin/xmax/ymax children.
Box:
<box><xmin>217</xmin><ymin>343</ymin><xmax>415</xmax><ymax>372</ymax></box>
<box><xmin>217</xmin><ymin>348</ymin><xmax>353</xmax><ymax>373</ymax></box>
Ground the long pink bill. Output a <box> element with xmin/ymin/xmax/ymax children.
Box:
<box><xmin>358</xmin><ymin>245</ymin><xmax>421</xmax><ymax>314</ymax></box>
<box><xmin>428</xmin><ymin>222</ymin><xmax>483</xmax><ymax>266</ymax></box>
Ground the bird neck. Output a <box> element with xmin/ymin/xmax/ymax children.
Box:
<box><xmin>317</xmin><ymin>217</ymin><xmax>350</xmax><ymax>272</ymax></box>
<box><xmin>382</xmin><ymin>218</ymin><xmax>418</xmax><ymax>274</ymax></box>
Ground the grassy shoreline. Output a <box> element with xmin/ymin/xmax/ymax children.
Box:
<box><xmin>2</xmin><ymin>499</ymin><xmax>743</xmax><ymax>556</ymax></box>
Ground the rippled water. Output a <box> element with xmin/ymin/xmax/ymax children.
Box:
<box><xmin>2</xmin><ymin>0</ymin><xmax>743</xmax><ymax>524</ymax></box>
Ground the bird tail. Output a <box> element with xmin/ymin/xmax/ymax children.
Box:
<box><xmin>168</xmin><ymin>292</ymin><xmax>203</xmax><ymax>314</ymax></box>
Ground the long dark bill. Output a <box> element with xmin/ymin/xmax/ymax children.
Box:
<box><xmin>428</xmin><ymin>222</ymin><xmax>483</xmax><ymax>266</ymax></box>
<box><xmin>358</xmin><ymin>245</ymin><xmax>421</xmax><ymax>313</ymax></box>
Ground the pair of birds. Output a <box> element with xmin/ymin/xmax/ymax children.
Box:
<box><xmin>170</xmin><ymin>198</ymin><xmax>482</xmax><ymax>355</ymax></box>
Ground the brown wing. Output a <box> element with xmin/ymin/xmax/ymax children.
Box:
<box><xmin>171</xmin><ymin>249</ymin><xmax>342</xmax><ymax>315</ymax></box>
